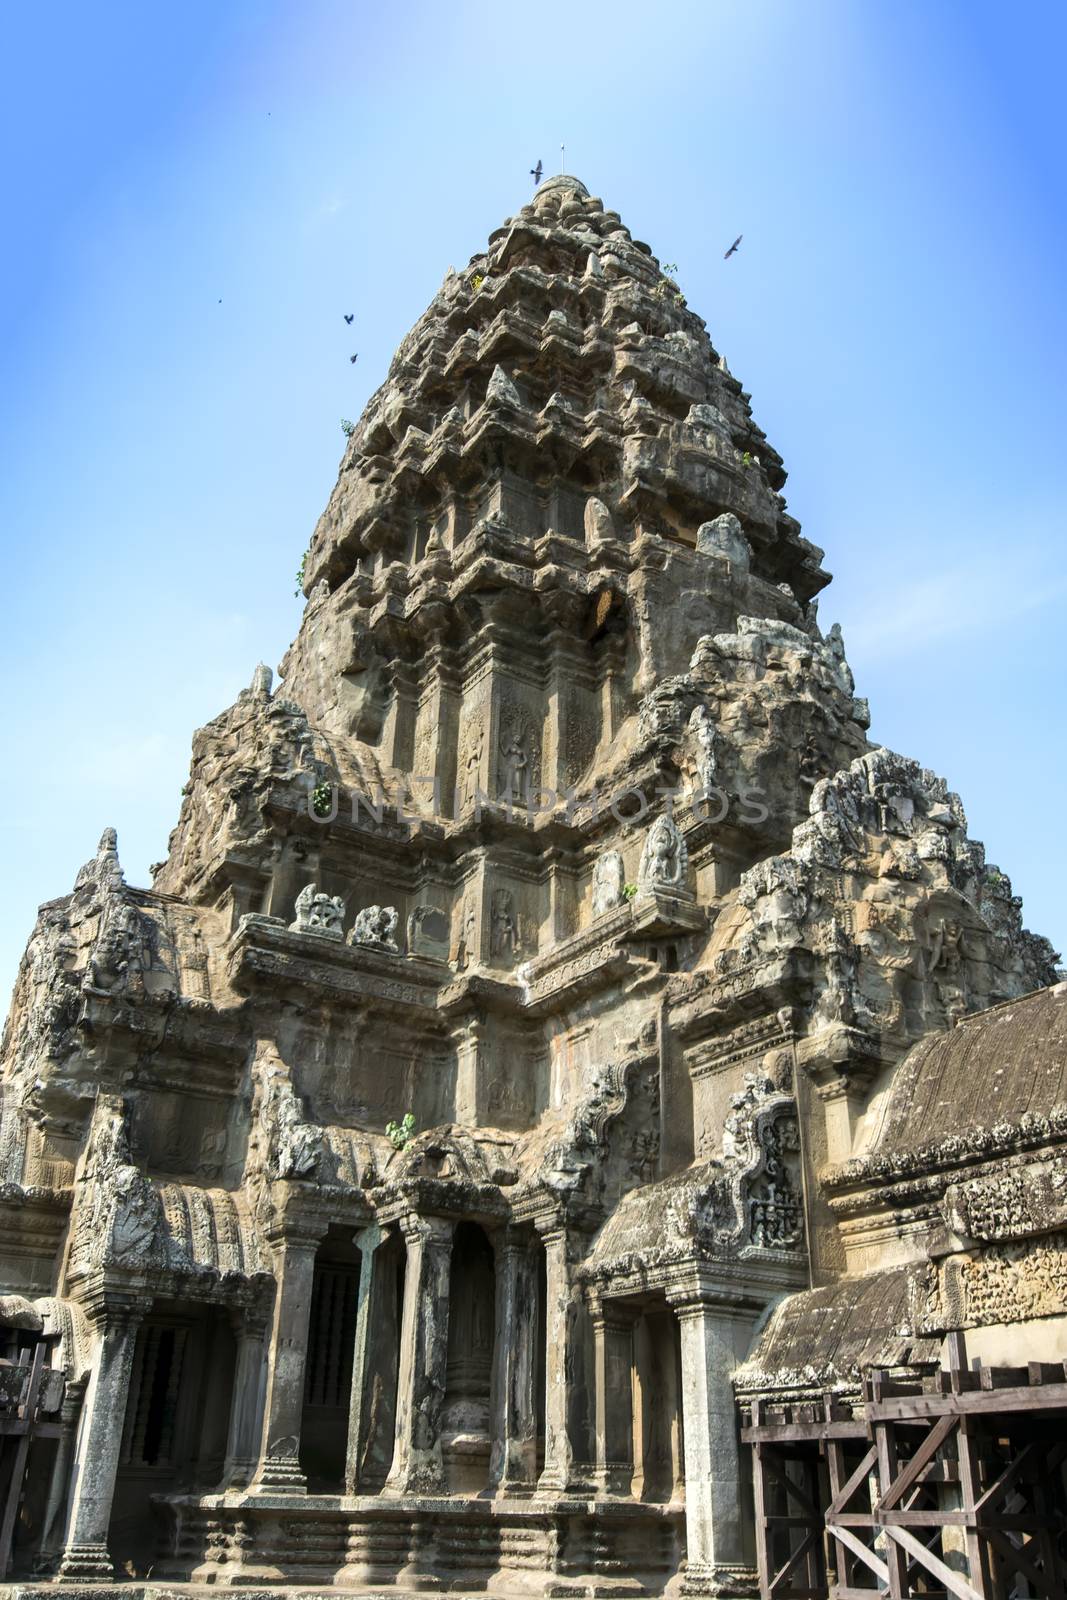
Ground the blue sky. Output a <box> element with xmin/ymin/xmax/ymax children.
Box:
<box><xmin>1</xmin><ymin>0</ymin><xmax>1064</xmax><ymax>1007</ymax></box>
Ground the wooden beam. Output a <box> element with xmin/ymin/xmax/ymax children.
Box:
<box><xmin>743</xmin><ymin>1420</ymin><xmax>868</xmax><ymax>1443</ymax></box>
<box><xmin>824</xmin><ymin>1523</ymin><xmax>889</xmax><ymax>1586</ymax></box>
<box><xmin>868</xmin><ymin>1382</ymin><xmax>1067</xmax><ymax>1421</ymax></box>
<box><xmin>878</xmin><ymin>1413</ymin><xmax>956</xmax><ymax>1511</ymax></box>
<box><xmin>825</xmin><ymin>1446</ymin><xmax>877</xmax><ymax>1519</ymax></box>
<box><xmin>770</xmin><ymin>1528</ymin><xmax>822</xmax><ymax>1594</ymax></box>
<box><xmin>881</xmin><ymin>1524</ymin><xmax>983</xmax><ymax>1600</ymax></box>
<box><xmin>982</xmin><ymin>1527</ymin><xmax>1051</xmax><ymax>1596</ymax></box>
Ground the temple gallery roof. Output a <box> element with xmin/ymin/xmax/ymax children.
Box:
<box><xmin>734</xmin><ymin>1268</ymin><xmax>939</xmax><ymax>1393</ymax></box>
<box><xmin>863</xmin><ymin>981</ymin><xmax>1067</xmax><ymax>1165</ymax></box>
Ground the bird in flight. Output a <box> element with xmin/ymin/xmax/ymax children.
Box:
<box><xmin>349</xmin><ymin>354</ymin><xmax>359</xmax><ymax>364</ymax></box>
<box><xmin>343</xmin><ymin>313</ymin><xmax>354</xmax><ymax>324</ymax></box>
<box><xmin>724</xmin><ymin>234</ymin><xmax>743</xmax><ymax>260</ymax></box>
<box><xmin>530</xmin><ymin>159</ymin><xmax>543</xmax><ymax>185</ymax></box>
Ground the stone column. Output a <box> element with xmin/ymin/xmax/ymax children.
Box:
<box><xmin>592</xmin><ymin>1301</ymin><xmax>636</xmax><ymax>1496</ymax></box>
<box><xmin>58</xmin><ymin>1300</ymin><xmax>146</xmax><ymax>1581</ymax></box>
<box><xmin>345</xmin><ymin>1223</ymin><xmax>402</xmax><ymax>1492</ymax></box>
<box><xmin>537</xmin><ymin>1225</ymin><xmax>581</xmax><ymax>1493</ymax></box>
<box><xmin>669</xmin><ymin>1291</ymin><xmax>756</xmax><ymax>1595</ymax></box>
<box><xmin>249</xmin><ymin>1223</ymin><xmax>325</xmax><ymax>1493</ymax></box>
<box><xmin>221</xmin><ymin>1309</ymin><xmax>269</xmax><ymax>1488</ymax></box>
<box><xmin>488</xmin><ymin>1228</ymin><xmax>539</xmax><ymax>1492</ymax></box>
<box><xmin>384</xmin><ymin>1214</ymin><xmax>454</xmax><ymax>1494</ymax></box>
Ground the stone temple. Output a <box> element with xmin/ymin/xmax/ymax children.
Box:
<box><xmin>2</xmin><ymin>173</ymin><xmax>1066</xmax><ymax>1600</ymax></box>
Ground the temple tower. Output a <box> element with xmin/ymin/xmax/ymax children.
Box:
<box><xmin>0</xmin><ymin>174</ymin><xmax>1060</xmax><ymax>1598</ymax></box>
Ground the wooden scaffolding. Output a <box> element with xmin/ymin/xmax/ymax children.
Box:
<box><xmin>742</xmin><ymin>1355</ymin><xmax>1067</xmax><ymax>1599</ymax></box>
<box><xmin>0</xmin><ymin>1339</ymin><xmax>65</xmax><ymax>1579</ymax></box>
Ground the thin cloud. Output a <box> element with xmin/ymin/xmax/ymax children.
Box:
<box><xmin>845</xmin><ymin>556</ymin><xmax>1066</xmax><ymax>661</ymax></box>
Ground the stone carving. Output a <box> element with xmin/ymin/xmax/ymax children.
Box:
<box><xmin>349</xmin><ymin>905</ymin><xmax>400</xmax><ymax>953</ymax></box>
<box><xmin>289</xmin><ymin>884</ymin><xmax>345</xmax><ymax>940</ymax></box>
<box><xmin>248</xmin><ymin>1059</ymin><xmax>326</xmax><ymax>1185</ymax></box>
<box><xmin>250</xmin><ymin>662</ymin><xmax>273</xmax><ymax>698</ymax></box>
<box><xmin>458</xmin><ymin>724</ymin><xmax>484</xmax><ymax>809</ymax></box>
<box><xmin>637</xmin><ymin>675</ymin><xmax>698</xmax><ymax>742</ymax></box>
<box><xmin>697</xmin><ymin>511</ymin><xmax>751</xmax><ymax>570</ymax></box>
<box><xmin>486</xmin><ymin>364</ymin><xmax>520</xmax><ymax>407</ymax></box>
<box><xmin>453</xmin><ymin>899</ymin><xmax>478</xmax><ymax>971</ymax></box>
<box><xmin>489</xmin><ymin>890</ymin><xmax>517</xmax><ymax>962</ymax></box>
<box><xmin>68</xmin><ymin>1095</ymin><xmax>166</xmax><ymax>1277</ymax></box>
<box><xmin>592</xmin><ymin>849</ymin><xmax>625</xmax><ymax>916</ymax></box>
<box><xmin>738</xmin><ymin>858</ymin><xmax>808</xmax><ymax>955</ymax></box>
<box><xmin>717</xmin><ymin>1074</ymin><xmax>804</xmax><ymax>1253</ymax></box>
<box><xmin>407</xmin><ymin>905</ymin><xmax>450</xmax><ymax>962</ymax></box>
<box><xmin>584</xmin><ymin>495</ymin><xmax>615</xmax><ymax>544</ymax></box>
<box><xmin>824</xmin><ymin>623</ymin><xmax>854</xmax><ymax>695</ymax></box>
<box><xmin>684</xmin><ymin>703</ymin><xmax>718</xmax><ymax>796</ymax></box>
<box><xmin>942</xmin><ymin>1155</ymin><xmax>1067</xmax><ymax>1245</ymax></box>
<box><xmin>1</xmin><ymin>168</ymin><xmax>1063</xmax><ymax>1600</ymax></box>
<box><xmin>638</xmin><ymin>813</ymin><xmax>688</xmax><ymax>893</ymax></box>
<box><xmin>499</xmin><ymin>729</ymin><xmax>529</xmax><ymax>803</ymax></box>
<box><xmin>914</xmin><ymin>1236</ymin><xmax>1067</xmax><ymax>1333</ymax></box>
<box><xmin>496</xmin><ymin>700</ymin><xmax>540</xmax><ymax>802</ymax></box>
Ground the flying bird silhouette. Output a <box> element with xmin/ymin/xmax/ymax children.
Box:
<box><xmin>530</xmin><ymin>159</ymin><xmax>543</xmax><ymax>185</ymax></box>
<box><xmin>349</xmin><ymin>354</ymin><xmax>359</xmax><ymax>364</ymax></box>
<box><xmin>724</xmin><ymin>235</ymin><xmax>743</xmax><ymax>260</ymax></box>
<box><xmin>343</xmin><ymin>313</ymin><xmax>354</xmax><ymax>324</ymax></box>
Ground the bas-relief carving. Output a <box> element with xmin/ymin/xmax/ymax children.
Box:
<box><xmin>914</xmin><ymin>1236</ymin><xmax>1067</xmax><ymax>1333</ymax></box>
<box><xmin>713</xmin><ymin>1074</ymin><xmax>804</xmax><ymax>1254</ymax></box>
<box><xmin>496</xmin><ymin>700</ymin><xmax>542</xmax><ymax>803</ymax></box>
<box><xmin>457</xmin><ymin>722</ymin><xmax>484</xmax><ymax>810</ymax></box>
<box><xmin>638</xmin><ymin>814</ymin><xmax>687</xmax><ymax>893</ymax></box>
<box><xmin>489</xmin><ymin>890</ymin><xmax>518</xmax><ymax>963</ymax></box>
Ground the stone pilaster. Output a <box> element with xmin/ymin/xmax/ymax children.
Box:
<box><xmin>36</xmin><ymin>1378</ymin><xmax>85</xmax><ymax>1571</ymax></box>
<box><xmin>249</xmin><ymin>1223</ymin><xmax>325</xmax><ymax>1493</ymax></box>
<box><xmin>488</xmin><ymin>1227</ymin><xmax>539</xmax><ymax>1492</ymax></box>
<box><xmin>798</xmin><ymin>1024</ymin><xmax>882</xmax><ymax>1166</ymax></box>
<box><xmin>592</xmin><ymin>1300</ymin><xmax>636</xmax><ymax>1496</ymax></box>
<box><xmin>221</xmin><ymin>1308</ymin><xmax>269</xmax><ymax>1488</ymax></box>
<box><xmin>385</xmin><ymin>1214</ymin><xmax>454</xmax><ymax>1494</ymax></box>
<box><xmin>536</xmin><ymin>1225</ymin><xmax>582</xmax><ymax>1493</ymax></box>
<box><xmin>58</xmin><ymin>1299</ymin><xmax>147</xmax><ymax>1582</ymax></box>
<box><xmin>454</xmin><ymin>1015</ymin><xmax>489</xmax><ymax>1126</ymax></box>
<box><xmin>345</xmin><ymin>1222</ymin><xmax>402</xmax><ymax>1492</ymax></box>
<box><xmin>668</xmin><ymin>1289</ymin><xmax>758</xmax><ymax>1597</ymax></box>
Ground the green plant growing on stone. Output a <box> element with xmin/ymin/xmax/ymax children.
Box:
<box><xmin>742</xmin><ymin>451</ymin><xmax>754</xmax><ymax>468</ymax></box>
<box><xmin>622</xmin><ymin>882</ymin><xmax>638</xmax><ymax>902</ymax></box>
<box><xmin>470</xmin><ymin>272</ymin><xmax>485</xmax><ymax>292</ymax></box>
<box><xmin>311</xmin><ymin>781</ymin><xmax>334</xmax><ymax>818</ymax></box>
<box><xmin>341</xmin><ymin>418</ymin><xmax>356</xmax><ymax>438</ymax></box>
<box><xmin>295</xmin><ymin>549</ymin><xmax>308</xmax><ymax>597</ymax></box>
<box><xmin>653</xmin><ymin>262</ymin><xmax>684</xmax><ymax>305</ymax></box>
<box><xmin>386</xmin><ymin>1112</ymin><xmax>416</xmax><ymax>1150</ymax></box>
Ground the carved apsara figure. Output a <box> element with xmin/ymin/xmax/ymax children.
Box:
<box><xmin>638</xmin><ymin>813</ymin><xmax>687</xmax><ymax>892</ymax></box>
